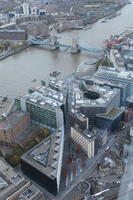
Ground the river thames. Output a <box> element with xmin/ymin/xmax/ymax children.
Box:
<box><xmin>0</xmin><ymin>1</ymin><xmax>133</xmax><ymax>98</ymax></box>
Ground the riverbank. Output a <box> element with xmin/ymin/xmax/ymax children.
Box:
<box><xmin>0</xmin><ymin>0</ymin><xmax>133</xmax><ymax>98</ymax></box>
<box><xmin>0</xmin><ymin>43</ymin><xmax>30</xmax><ymax>61</ymax></box>
<box><xmin>55</xmin><ymin>3</ymin><xmax>127</xmax><ymax>33</ymax></box>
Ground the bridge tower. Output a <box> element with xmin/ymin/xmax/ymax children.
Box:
<box><xmin>50</xmin><ymin>26</ymin><xmax>60</xmax><ymax>49</ymax></box>
<box><xmin>70</xmin><ymin>38</ymin><xmax>80</xmax><ymax>53</ymax></box>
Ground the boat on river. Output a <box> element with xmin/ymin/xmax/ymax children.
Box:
<box><xmin>50</xmin><ymin>71</ymin><xmax>61</xmax><ymax>77</ymax></box>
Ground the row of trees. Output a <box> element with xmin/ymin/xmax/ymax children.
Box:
<box><xmin>0</xmin><ymin>41</ymin><xmax>11</xmax><ymax>52</ymax></box>
<box><xmin>5</xmin><ymin>127</ymin><xmax>51</xmax><ymax>166</ymax></box>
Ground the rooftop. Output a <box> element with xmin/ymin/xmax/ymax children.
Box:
<box><xmin>0</xmin><ymin>157</ymin><xmax>29</xmax><ymax>200</ymax></box>
<box><xmin>0</xmin><ymin>23</ymin><xmax>16</xmax><ymax>29</ymax></box>
<box><xmin>95</xmin><ymin>67</ymin><xmax>133</xmax><ymax>81</ymax></box>
<box><xmin>73</xmin><ymin>125</ymin><xmax>96</xmax><ymax>141</ymax></box>
<box><xmin>18</xmin><ymin>184</ymin><xmax>42</xmax><ymax>200</ymax></box>
<box><xmin>0</xmin><ymin>30</ymin><xmax>26</xmax><ymax>33</ymax></box>
<box><xmin>48</xmin><ymin>77</ymin><xmax>67</xmax><ymax>91</ymax></box>
<box><xmin>73</xmin><ymin>83</ymin><xmax>119</xmax><ymax>108</ymax></box>
<box><xmin>0</xmin><ymin>111</ymin><xmax>28</xmax><ymax>131</ymax></box>
<box><xmin>84</xmin><ymin>76</ymin><xmax>128</xmax><ymax>89</ymax></box>
<box><xmin>21</xmin><ymin>129</ymin><xmax>64</xmax><ymax>180</ymax></box>
<box><xmin>96</xmin><ymin>107</ymin><xmax>124</xmax><ymax>119</ymax></box>
<box><xmin>126</xmin><ymin>95</ymin><xmax>133</xmax><ymax>103</ymax></box>
<box><xmin>21</xmin><ymin>86</ymin><xmax>66</xmax><ymax>110</ymax></box>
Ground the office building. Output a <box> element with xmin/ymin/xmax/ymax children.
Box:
<box><xmin>46</xmin><ymin>77</ymin><xmax>67</xmax><ymax>92</ymax></box>
<box><xmin>94</xmin><ymin>67</ymin><xmax>133</xmax><ymax>98</ymax></box>
<box><xmin>84</xmin><ymin>76</ymin><xmax>128</xmax><ymax>105</ymax></box>
<box><xmin>22</xmin><ymin>3</ymin><xmax>30</xmax><ymax>16</ymax></box>
<box><xmin>70</xmin><ymin>111</ymin><xmax>88</xmax><ymax>130</ymax></box>
<box><xmin>21</xmin><ymin>129</ymin><xmax>64</xmax><ymax>195</ymax></box>
<box><xmin>71</xmin><ymin>125</ymin><xmax>97</xmax><ymax>159</ymax></box>
<box><xmin>71</xmin><ymin>81</ymin><xmax>120</xmax><ymax>127</ymax></box>
<box><xmin>0</xmin><ymin>157</ymin><xmax>44</xmax><ymax>200</ymax></box>
<box><xmin>0</xmin><ymin>111</ymin><xmax>30</xmax><ymax>146</ymax></box>
<box><xmin>96</xmin><ymin>107</ymin><xmax>125</xmax><ymax>131</ymax></box>
<box><xmin>15</xmin><ymin>85</ymin><xmax>66</xmax><ymax>130</ymax></box>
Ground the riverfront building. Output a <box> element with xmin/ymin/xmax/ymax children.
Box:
<box><xmin>0</xmin><ymin>111</ymin><xmax>30</xmax><ymax>146</ymax></box>
<box><xmin>15</xmin><ymin>85</ymin><xmax>66</xmax><ymax>130</ymax></box>
<box><xmin>94</xmin><ymin>67</ymin><xmax>133</xmax><ymax>99</ymax></box>
<box><xmin>21</xmin><ymin>129</ymin><xmax>64</xmax><ymax>195</ymax></box>
<box><xmin>0</xmin><ymin>157</ymin><xmax>44</xmax><ymax>200</ymax></box>
<box><xmin>0</xmin><ymin>30</ymin><xmax>28</xmax><ymax>40</ymax></box>
<box><xmin>47</xmin><ymin>77</ymin><xmax>67</xmax><ymax>92</ymax></box>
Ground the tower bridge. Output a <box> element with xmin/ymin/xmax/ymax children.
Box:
<box><xmin>30</xmin><ymin>34</ymin><xmax>103</xmax><ymax>55</ymax></box>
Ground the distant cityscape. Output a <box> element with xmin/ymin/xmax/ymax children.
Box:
<box><xmin>0</xmin><ymin>0</ymin><xmax>133</xmax><ymax>200</ymax></box>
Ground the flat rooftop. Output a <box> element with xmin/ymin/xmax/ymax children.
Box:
<box><xmin>73</xmin><ymin>84</ymin><xmax>119</xmax><ymax>107</ymax></box>
<box><xmin>95</xmin><ymin>67</ymin><xmax>133</xmax><ymax>81</ymax></box>
<box><xmin>126</xmin><ymin>95</ymin><xmax>133</xmax><ymax>103</ymax></box>
<box><xmin>0</xmin><ymin>157</ymin><xmax>29</xmax><ymax>200</ymax></box>
<box><xmin>21</xmin><ymin>129</ymin><xmax>64</xmax><ymax>180</ymax></box>
<box><xmin>18</xmin><ymin>184</ymin><xmax>42</xmax><ymax>200</ymax></box>
<box><xmin>96</xmin><ymin>107</ymin><xmax>124</xmax><ymax>119</ymax></box>
<box><xmin>48</xmin><ymin>77</ymin><xmax>67</xmax><ymax>90</ymax></box>
<box><xmin>73</xmin><ymin>125</ymin><xmax>96</xmax><ymax>141</ymax></box>
<box><xmin>20</xmin><ymin>86</ymin><xmax>66</xmax><ymax>110</ymax></box>
<box><xmin>85</xmin><ymin>76</ymin><xmax>128</xmax><ymax>89</ymax></box>
<box><xmin>0</xmin><ymin>111</ymin><xmax>28</xmax><ymax>131</ymax></box>
<box><xmin>0</xmin><ymin>30</ymin><xmax>25</xmax><ymax>33</ymax></box>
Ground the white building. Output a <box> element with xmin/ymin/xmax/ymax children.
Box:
<box><xmin>71</xmin><ymin>126</ymin><xmax>96</xmax><ymax>159</ymax></box>
<box><xmin>31</xmin><ymin>7</ymin><xmax>39</xmax><ymax>16</ymax></box>
<box><xmin>22</xmin><ymin>3</ymin><xmax>30</xmax><ymax>16</ymax></box>
<box><xmin>130</xmin><ymin>127</ymin><xmax>133</xmax><ymax>137</ymax></box>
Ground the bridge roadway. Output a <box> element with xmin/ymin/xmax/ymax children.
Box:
<box><xmin>30</xmin><ymin>39</ymin><xmax>102</xmax><ymax>54</ymax></box>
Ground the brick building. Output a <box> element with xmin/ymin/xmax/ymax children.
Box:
<box><xmin>0</xmin><ymin>30</ymin><xmax>28</xmax><ymax>40</ymax></box>
<box><xmin>0</xmin><ymin>111</ymin><xmax>30</xmax><ymax>146</ymax></box>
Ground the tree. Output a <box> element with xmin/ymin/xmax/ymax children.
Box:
<box><xmin>40</xmin><ymin>128</ymin><xmax>51</xmax><ymax>138</ymax></box>
<box><xmin>12</xmin><ymin>144</ymin><xmax>24</xmax><ymax>157</ymax></box>
<box><xmin>25</xmin><ymin>139</ymin><xmax>38</xmax><ymax>150</ymax></box>
<box><xmin>96</xmin><ymin>57</ymin><xmax>113</xmax><ymax>69</ymax></box>
<box><xmin>119</xmin><ymin>121</ymin><xmax>125</xmax><ymax>129</ymax></box>
<box><xmin>9</xmin><ymin>155</ymin><xmax>20</xmax><ymax>166</ymax></box>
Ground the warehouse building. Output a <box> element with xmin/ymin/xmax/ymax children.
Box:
<box><xmin>0</xmin><ymin>30</ymin><xmax>27</xmax><ymax>40</ymax></box>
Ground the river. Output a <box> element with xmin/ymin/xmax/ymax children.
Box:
<box><xmin>0</xmin><ymin>1</ymin><xmax>133</xmax><ymax>98</ymax></box>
